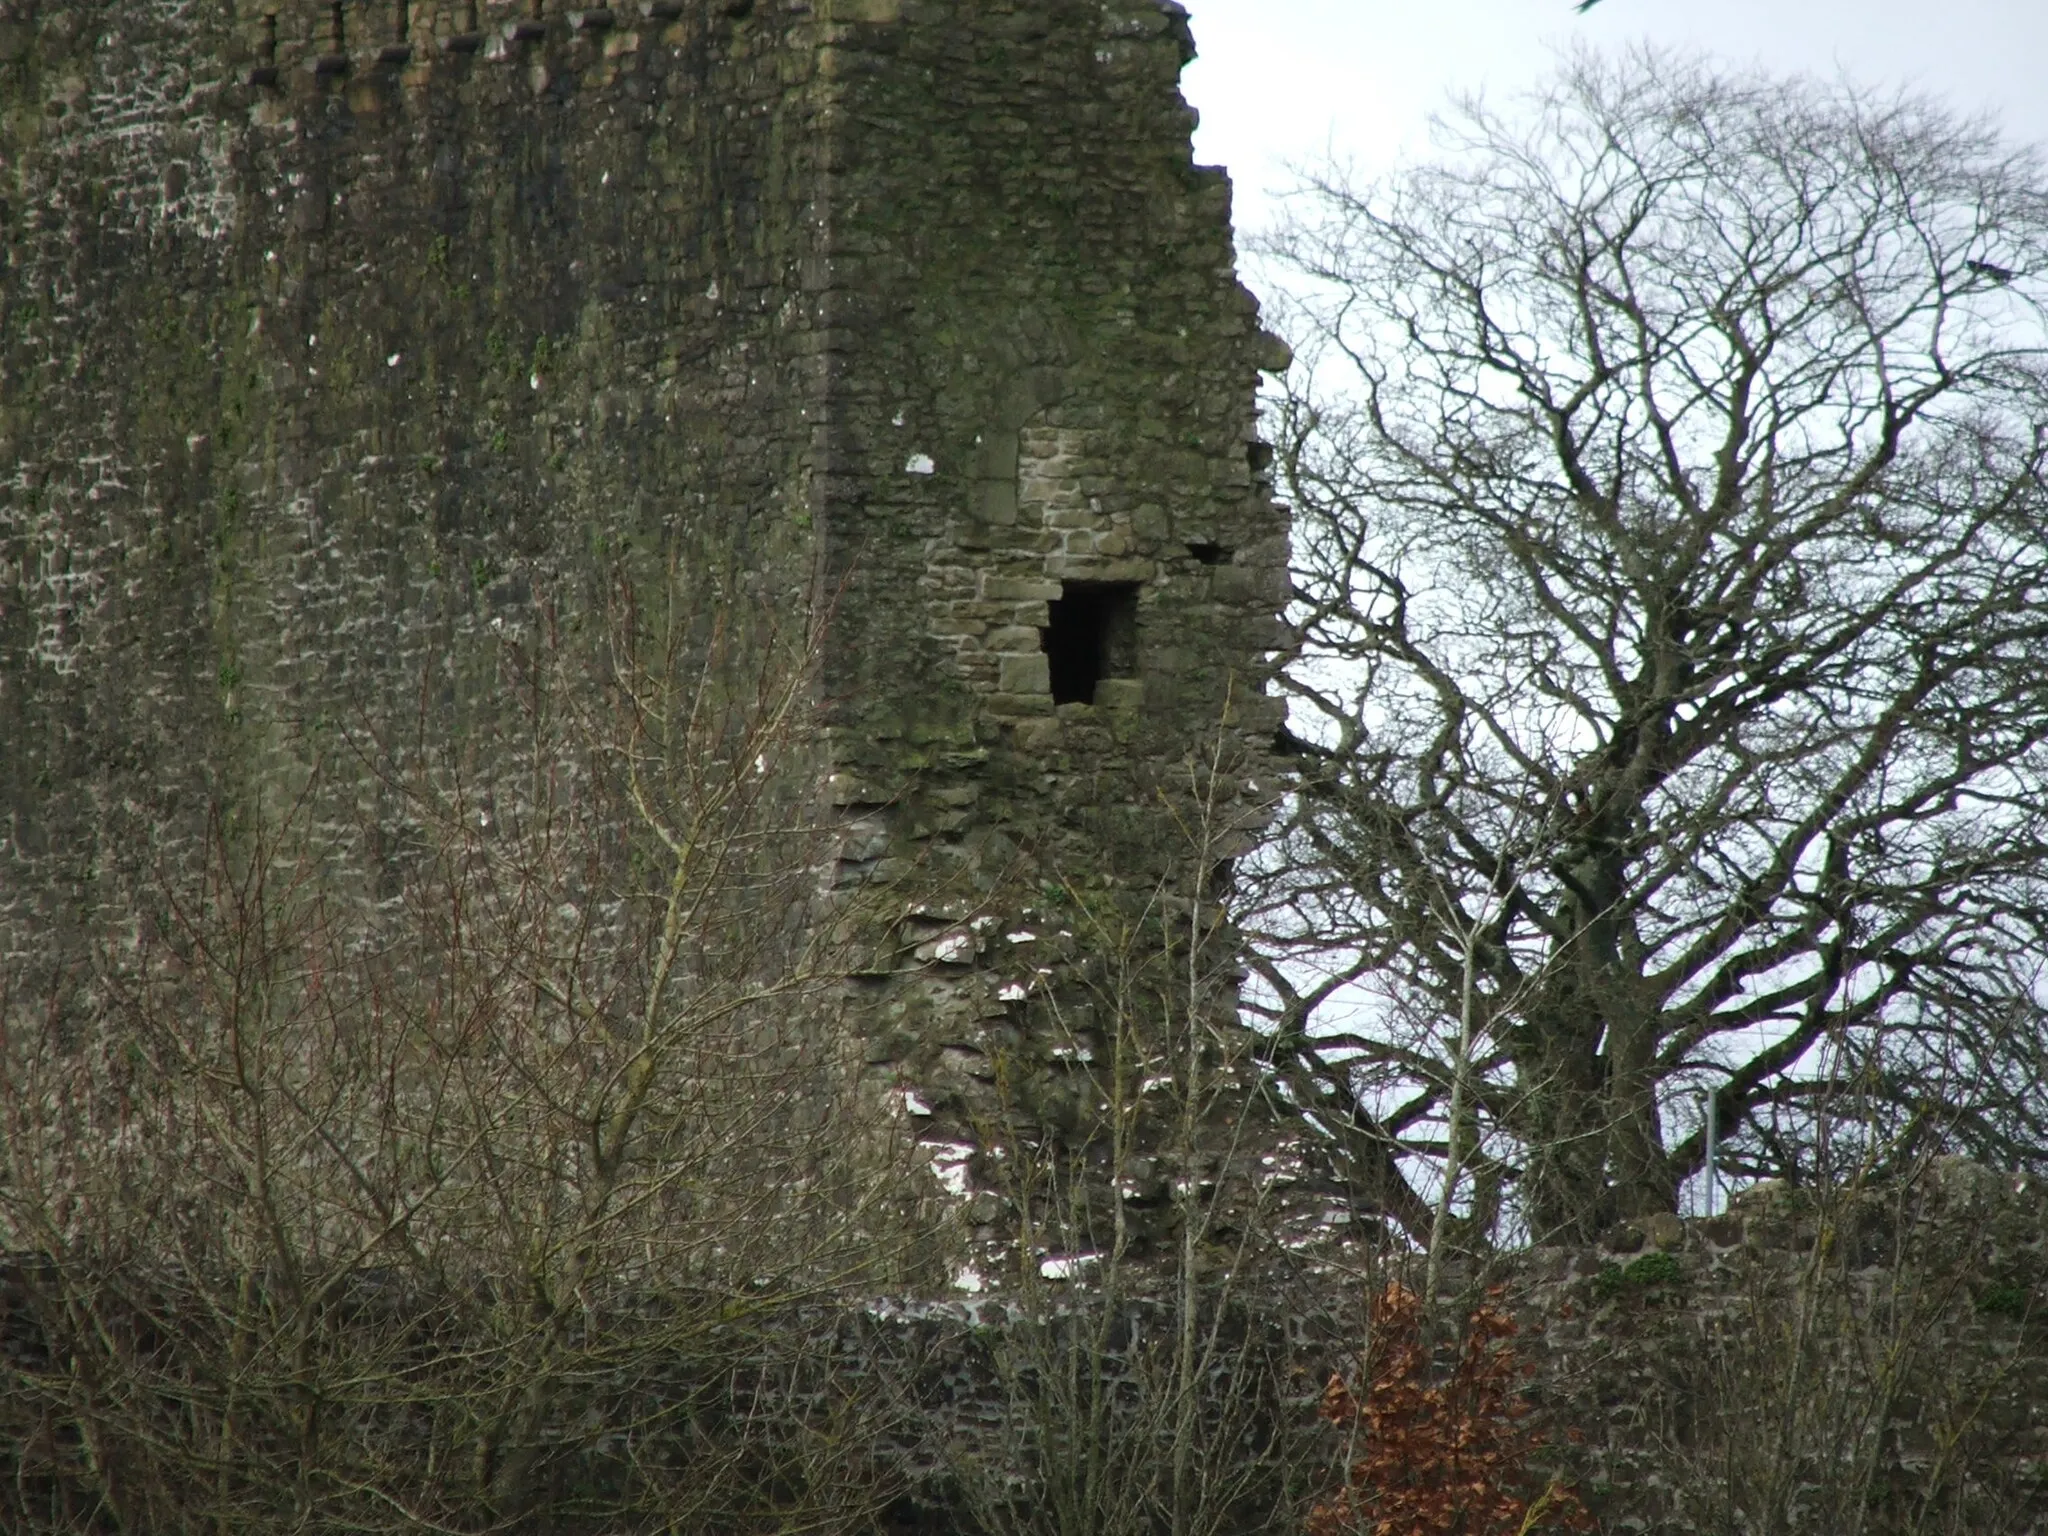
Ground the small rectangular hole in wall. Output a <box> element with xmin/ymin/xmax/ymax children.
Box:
<box><xmin>1043</xmin><ymin>581</ymin><xmax>1139</xmax><ymax>705</ymax></box>
<box><xmin>1186</xmin><ymin>541</ymin><xmax>1230</xmax><ymax>566</ymax></box>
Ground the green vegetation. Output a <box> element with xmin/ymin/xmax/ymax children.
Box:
<box><xmin>1593</xmin><ymin>1251</ymin><xmax>1685</xmax><ymax>1301</ymax></box>
<box><xmin>1978</xmin><ymin>1281</ymin><xmax>2033</xmax><ymax>1321</ymax></box>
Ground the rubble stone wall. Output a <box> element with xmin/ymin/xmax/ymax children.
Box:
<box><xmin>1497</xmin><ymin>1159</ymin><xmax>2048</xmax><ymax>1533</ymax></box>
<box><xmin>1</xmin><ymin>0</ymin><xmax>1291</xmax><ymax>1254</ymax></box>
<box><xmin>866</xmin><ymin>1160</ymin><xmax>2048</xmax><ymax>1534</ymax></box>
<box><xmin>2</xmin><ymin>0</ymin><xmax>832</xmax><ymax>981</ymax></box>
<box><xmin>5</xmin><ymin>13</ymin><xmax>2048</xmax><ymax>1530</ymax></box>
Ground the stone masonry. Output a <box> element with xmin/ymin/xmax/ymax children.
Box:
<box><xmin>0</xmin><ymin>0</ymin><xmax>1293</xmax><ymax>1263</ymax></box>
<box><xmin>7</xmin><ymin>16</ymin><xmax>2048</xmax><ymax>1536</ymax></box>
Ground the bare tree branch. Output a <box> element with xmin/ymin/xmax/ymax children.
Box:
<box><xmin>1247</xmin><ymin>48</ymin><xmax>2048</xmax><ymax>1244</ymax></box>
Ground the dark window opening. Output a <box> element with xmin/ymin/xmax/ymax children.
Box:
<box><xmin>1186</xmin><ymin>541</ymin><xmax>1231</xmax><ymax>566</ymax></box>
<box><xmin>1246</xmin><ymin>441</ymin><xmax>1275</xmax><ymax>475</ymax></box>
<box><xmin>1043</xmin><ymin>581</ymin><xmax>1140</xmax><ymax>705</ymax></box>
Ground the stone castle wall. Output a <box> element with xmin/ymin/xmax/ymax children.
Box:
<box><xmin>1</xmin><ymin>0</ymin><xmax>1292</xmax><ymax>1254</ymax></box>
<box><xmin>5</xmin><ymin>10</ymin><xmax>2047</xmax><ymax>1532</ymax></box>
<box><xmin>864</xmin><ymin>1159</ymin><xmax>2048</xmax><ymax>1534</ymax></box>
<box><xmin>794</xmin><ymin>0</ymin><xmax>1292</xmax><ymax>1246</ymax></box>
<box><xmin>3</xmin><ymin>0</ymin><xmax>832</xmax><ymax>975</ymax></box>
<box><xmin>1494</xmin><ymin>1160</ymin><xmax>2048</xmax><ymax>1533</ymax></box>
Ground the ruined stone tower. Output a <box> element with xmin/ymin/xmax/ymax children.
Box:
<box><xmin>0</xmin><ymin>0</ymin><xmax>1293</xmax><ymax>1262</ymax></box>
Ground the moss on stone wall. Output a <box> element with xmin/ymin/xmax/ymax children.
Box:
<box><xmin>3</xmin><ymin>1</ymin><xmax>831</xmax><ymax>983</ymax></box>
<box><xmin>2</xmin><ymin>0</ymin><xmax>1293</xmax><ymax>1262</ymax></box>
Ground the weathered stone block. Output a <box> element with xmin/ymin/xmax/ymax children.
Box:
<box><xmin>981</xmin><ymin>576</ymin><xmax>1065</xmax><ymax>602</ymax></box>
<box><xmin>1094</xmin><ymin>678</ymin><xmax>1145</xmax><ymax>712</ymax></box>
<box><xmin>997</xmin><ymin>653</ymin><xmax>1051</xmax><ymax>695</ymax></box>
<box><xmin>1045</xmin><ymin>556</ymin><xmax>1153</xmax><ymax>582</ymax></box>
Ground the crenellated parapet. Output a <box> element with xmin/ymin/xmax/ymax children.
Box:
<box><xmin>225</xmin><ymin>1</ymin><xmax>707</xmax><ymax>85</ymax></box>
<box><xmin>0</xmin><ymin>2</ymin><xmax>753</xmax><ymax>99</ymax></box>
<box><xmin>0</xmin><ymin>0</ymin><xmax>791</xmax><ymax>154</ymax></box>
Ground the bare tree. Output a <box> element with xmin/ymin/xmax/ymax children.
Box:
<box><xmin>942</xmin><ymin>733</ymin><xmax>1328</xmax><ymax>1536</ymax></box>
<box><xmin>1648</xmin><ymin>1158</ymin><xmax>2043</xmax><ymax>1536</ymax></box>
<box><xmin>0</xmin><ymin>560</ymin><xmax>912</xmax><ymax>1533</ymax></box>
<box><xmin>1251</xmin><ymin>49</ymin><xmax>2048</xmax><ymax>1244</ymax></box>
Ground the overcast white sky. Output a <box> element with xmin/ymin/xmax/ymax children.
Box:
<box><xmin>1183</xmin><ymin>0</ymin><xmax>2048</xmax><ymax>249</ymax></box>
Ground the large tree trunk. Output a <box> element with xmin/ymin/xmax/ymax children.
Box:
<box><xmin>1514</xmin><ymin>971</ymin><xmax>1679</xmax><ymax>1242</ymax></box>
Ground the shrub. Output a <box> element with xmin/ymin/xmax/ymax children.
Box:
<box><xmin>1308</xmin><ymin>1282</ymin><xmax>1592</xmax><ymax>1536</ymax></box>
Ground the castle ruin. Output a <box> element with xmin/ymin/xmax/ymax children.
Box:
<box><xmin>1</xmin><ymin>0</ymin><xmax>1294</xmax><ymax>1260</ymax></box>
<box><xmin>6</xmin><ymin>12</ymin><xmax>2048</xmax><ymax>1535</ymax></box>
